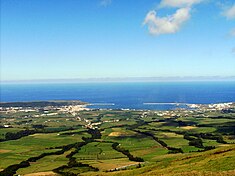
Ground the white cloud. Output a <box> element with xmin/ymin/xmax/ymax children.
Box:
<box><xmin>223</xmin><ymin>3</ymin><xmax>235</xmax><ymax>19</ymax></box>
<box><xmin>100</xmin><ymin>0</ymin><xmax>112</xmax><ymax>7</ymax></box>
<box><xmin>159</xmin><ymin>0</ymin><xmax>202</xmax><ymax>8</ymax></box>
<box><xmin>143</xmin><ymin>7</ymin><xmax>191</xmax><ymax>35</ymax></box>
<box><xmin>143</xmin><ymin>0</ymin><xmax>204</xmax><ymax>36</ymax></box>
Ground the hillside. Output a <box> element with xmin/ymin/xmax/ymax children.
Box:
<box><xmin>0</xmin><ymin>102</ymin><xmax>235</xmax><ymax>176</ymax></box>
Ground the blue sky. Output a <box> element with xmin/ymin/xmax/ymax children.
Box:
<box><xmin>1</xmin><ymin>0</ymin><xmax>235</xmax><ymax>81</ymax></box>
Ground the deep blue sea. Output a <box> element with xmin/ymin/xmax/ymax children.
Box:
<box><xmin>1</xmin><ymin>82</ymin><xmax>235</xmax><ymax>110</ymax></box>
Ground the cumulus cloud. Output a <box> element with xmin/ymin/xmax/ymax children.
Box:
<box><xmin>143</xmin><ymin>0</ymin><xmax>204</xmax><ymax>36</ymax></box>
<box><xmin>143</xmin><ymin>7</ymin><xmax>191</xmax><ymax>35</ymax></box>
<box><xmin>159</xmin><ymin>0</ymin><xmax>202</xmax><ymax>8</ymax></box>
<box><xmin>100</xmin><ymin>0</ymin><xmax>112</xmax><ymax>7</ymax></box>
<box><xmin>223</xmin><ymin>3</ymin><xmax>235</xmax><ymax>19</ymax></box>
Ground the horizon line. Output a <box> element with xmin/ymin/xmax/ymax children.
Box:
<box><xmin>1</xmin><ymin>76</ymin><xmax>235</xmax><ymax>84</ymax></box>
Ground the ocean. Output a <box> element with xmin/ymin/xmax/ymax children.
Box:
<box><xmin>1</xmin><ymin>81</ymin><xmax>235</xmax><ymax>110</ymax></box>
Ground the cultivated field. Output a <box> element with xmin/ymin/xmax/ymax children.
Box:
<box><xmin>0</xmin><ymin>101</ymin><xmax>235</xmax><ymax>175</ymax></box>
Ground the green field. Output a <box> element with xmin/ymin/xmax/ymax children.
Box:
<box><xmin>0</xmin><ymin>102</ymin><xmax>235</xmax><ymax>175</ymax></box>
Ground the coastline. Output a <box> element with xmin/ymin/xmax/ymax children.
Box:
<box><xmin>1</xmin><ymin>100</ymin><xmax>234</xmax><ymax>112</ymax></box>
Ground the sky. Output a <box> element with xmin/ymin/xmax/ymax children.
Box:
<box><xmin>1</xmin><ymin>0</ymin><xmax>235</xmax><ymax>81</ymax></box>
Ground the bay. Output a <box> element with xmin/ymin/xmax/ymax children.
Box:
<box><xmin>1</xmin><ymin>81</ymin><xmax>235</xmax><ymax>110</ymax></box>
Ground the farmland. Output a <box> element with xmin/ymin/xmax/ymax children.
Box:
<box><xmin>0</xmin><ymin>101</ymin><xmax>235</xmax><ymax>176</ymax></box>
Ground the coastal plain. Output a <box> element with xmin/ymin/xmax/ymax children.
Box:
<box><xmin>0</xmin><ymin>101</ymin><xmax>235</xmax><ymax>176</ymax></box>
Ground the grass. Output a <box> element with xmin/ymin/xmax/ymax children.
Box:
<box><xmin>80</xmin><ymin>144</ymin><xmax>235</xmax><ymax>176</ymax></box>
<box><xmin>102</xmin><ymin>128</ymin><xmax>168</xmax><ymax>161</ymax></box>
<box><xmin>0</xmin><ymin>128</ymin><xmax>24</xmax><ymax>139</ymax></box>
<box><xmin>186</xmin><ymin>127</ymin><xmax>217</xmax><ymax>133</ymax></box>
<box><xmin>74</xmin><ymin>142</ymin><xmax>126</xmax><ymax>161</ymax></box>
<box><xmin>151</xmin><ymin>131</ymin><xmax>200</xmax><ymax>152</ymax></box>
<box><xmin>1</xmin><ymin>108</ymin><xmax>235</xmax><ymax>175</ymax></box>
<box><xmin>16</xmin><ymin>150</ymin><xmax>72</xmax><ymax>175</ymax></box>
<box><xmin>82</xmin><ymin>158</ymin><xmax>138</xmax><ymax>171</ymax></box>
<box><xmin>0</xmin><ymin>132</ymin><xmax>88</xmax><ymax>170</ymax></box>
